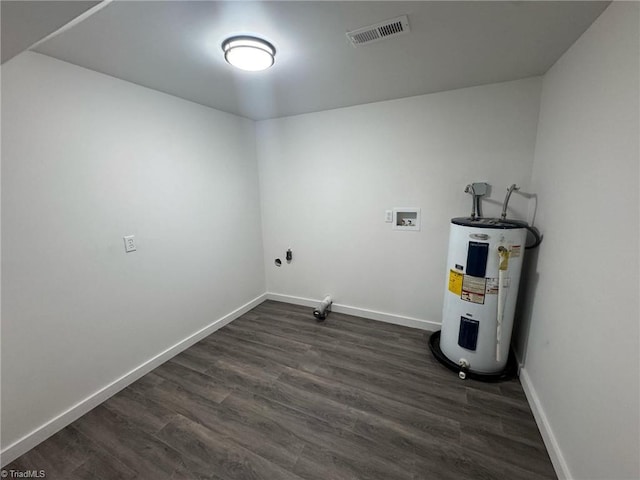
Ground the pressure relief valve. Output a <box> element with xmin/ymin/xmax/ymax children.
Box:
<box><xmin>498</xmin><ymin>246</ymin><xmax>510</xmax><ymax>271</ymax></box>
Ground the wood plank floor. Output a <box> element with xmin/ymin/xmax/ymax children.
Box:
<box><xmin>5</xmin><ymin>301</ymin><xmax>556</xmax><ymax>479</ymax></box>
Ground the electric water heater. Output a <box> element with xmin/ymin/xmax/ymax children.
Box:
<box><xmin>440</xmin><ymin>218</ymin><xmax>527</xmax><ymax>374</ymax></box>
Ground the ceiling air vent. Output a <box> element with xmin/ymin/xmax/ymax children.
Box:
<box><xmin>346</xmin><ymin>15</ymin><xmax>410</xmax><ymax>46</ymax></box>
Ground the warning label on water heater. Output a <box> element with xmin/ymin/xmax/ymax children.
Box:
<box><xmin>461</xmin><ymin>275</ymin><xmax>486</xmax><ymax>304</ymax></box>
<box><xmin>485</xmin><ymin>277</ymin><xmax>510</xmax><ymax>294</ymax></box>
<box><xmin>448</xmin><ymin>270</ymin><xmax>463</xmax><ymax>296</ymax></box>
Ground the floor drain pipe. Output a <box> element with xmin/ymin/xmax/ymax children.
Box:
<box><xmin>313</xmin><ymin>296</ymin><xmax>333</xmax><ymax>322</ymax></box>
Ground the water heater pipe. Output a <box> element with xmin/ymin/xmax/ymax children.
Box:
<box><xmin>496</xmin><ymin>246</ymin><xmax>510</xmax><ymax>362</ymax></box>
<box><xmin>313</xmin><ymin>295</ymin><xmax>333</xmax><ymax>322</ymax></box>
<box><xmin>501</xmin><ymin>184</ymin><xmax>520</xmax><ymax>220</ymax></box>
<box><xmin>464</xmin><ymin>184</ymin><xmax>477</xmax><ymax>219</ymax></box>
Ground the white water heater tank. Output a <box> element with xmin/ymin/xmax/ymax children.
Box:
<box><xmin>441</xmin><ymin>218</ymin><xmax>527</xmax><ymax>373</ymax></box>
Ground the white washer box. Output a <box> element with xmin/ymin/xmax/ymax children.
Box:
<box><xmin>392</xmin><ymin>208</ymin><xmax>421</xmax><ymax>231</ymax></box>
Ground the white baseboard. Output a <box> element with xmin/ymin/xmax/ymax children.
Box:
<box><xmin>513</xmin><ymin>348</ymin><xmax>524</xmax><ymax>375</ymax></box>
<box><xmin>519</xmin><ymin>367</ymin><xmax>570</xmax><ymax>480</ymax></box>
<box><xmin>0</xmin><ymin>293</ymin><xmax>267</xmax><ymax>467</ymax></box>
<box><xmin>265</xmin><ymin>293</ymin><xmax>440</xmax><ymax>331</ymax></box>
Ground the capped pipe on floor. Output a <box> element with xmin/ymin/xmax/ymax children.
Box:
<box><xmin>313</xmin><ymin>295</ymin><xmax>333</xmax><ymax>322</ymax></box>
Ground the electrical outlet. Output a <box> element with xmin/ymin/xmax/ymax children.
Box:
<box><xmin>123</xmin><ymin>235</ymin><xmax>136</xmax><ymax>253</ymax></box>
<box><xmin>385</xmin><ymin>210</ymin><xmax>393</xmax><ymax>223</ymax></box>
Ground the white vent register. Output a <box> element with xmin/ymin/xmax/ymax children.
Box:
<box><xmin>346</xmin><ymin>15</ymin><xmax>410</xmax><ymax>46</ymax></box>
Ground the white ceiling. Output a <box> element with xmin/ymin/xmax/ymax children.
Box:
<box><xmin>1</xmin><ymin>0</ymin><xmax>100</xmax><ymax>63</ymax></box>
<box><xmin>19</xmin><ymin>1</ymin><xmax>611</xmax><ymax>120</ymax></box>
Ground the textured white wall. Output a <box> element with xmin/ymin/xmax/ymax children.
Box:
<box><xmin>520</xmin><ymin>3</ymin><xmax>640</xmax><ymax>479</ymax></box>
<box><xmin>1</xmin><ymin>53</ymin><xmax>265</xmax><ymax>451</ymax></box>
<box><xmin>257</xmin><ymin>77</ymin><xmax>542</xmax><ymax>324</ymax></box>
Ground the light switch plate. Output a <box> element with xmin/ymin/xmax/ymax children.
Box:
<box><xmin>385</xmin><ymin>210</ymin><xmax>393</xmax><ymax>223</ymax></box>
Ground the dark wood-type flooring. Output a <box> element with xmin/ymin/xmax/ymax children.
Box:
<box><xmin>5</xmin><ymin>300</ymin><xmax>556</xmax><ymax>479</ymax></box>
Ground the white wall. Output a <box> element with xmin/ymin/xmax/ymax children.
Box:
<box><xmin>519</xmin><ymin>3</ymin><xmax>640</xmax><ymax>479</ymax></box>
<box><xmin>5</xmin><ymin>7</ymin><xmax>637</xmax><ymax>476</ymax></box>
<box><xmin>1</xmin><ymin>52</ymin><xmax>265</xmax><ymax>457</ymax></box>
<box><xmin>257</xmin><ymin>78</ymin><xmax>541</xmax><ymax>326</ymax></box>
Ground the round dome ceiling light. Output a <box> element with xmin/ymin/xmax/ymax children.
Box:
<box><xmin>222</xmin><ymin>36</ymin><xmax>275</xmax><ymax>72</ymax></box>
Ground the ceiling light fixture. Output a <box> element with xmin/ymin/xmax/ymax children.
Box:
<box><xmin>222</xmin><ymin>36</ymin><xmax>275</xmax><ymax>72</ymax></box>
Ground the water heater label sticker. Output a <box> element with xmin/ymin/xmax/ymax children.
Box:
<box><xmin>485</xmin><ymin>277</ymin><xmax>510</xmax><ymax>294</ymax></box>
<box><xmin>448</xmin><ymin>270</ymin><xmax>463</xmax><ymax>295</ymax></box>
<box><xmin>461</xmin><ymin>275</ymin><xmax>486</xmax><ymax>304</ymax></box>
<box><xmin>486</xmin><ymin>278</ymin><xmax>499</xmax><ymax>294</ymax></box>
<box><xmin>510</xmin><ymin>245</ymin><xmax>522</xmax><ymax>258</ymax></box>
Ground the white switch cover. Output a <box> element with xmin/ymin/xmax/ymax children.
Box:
<box><xmin>385</xmin><ymin>210</ymin><xmax>393</xmax><ymax>223</ymax></box>
<box><xmin>123</xmin><ymin>235</ymin><xmax>136</xmax><ymax>253</ymax></box>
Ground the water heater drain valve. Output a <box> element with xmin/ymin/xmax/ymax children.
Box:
<box><xmin>458</xmin><ymin>359</ymin><xmax>470</xmax><ymax>380</ymax></box>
